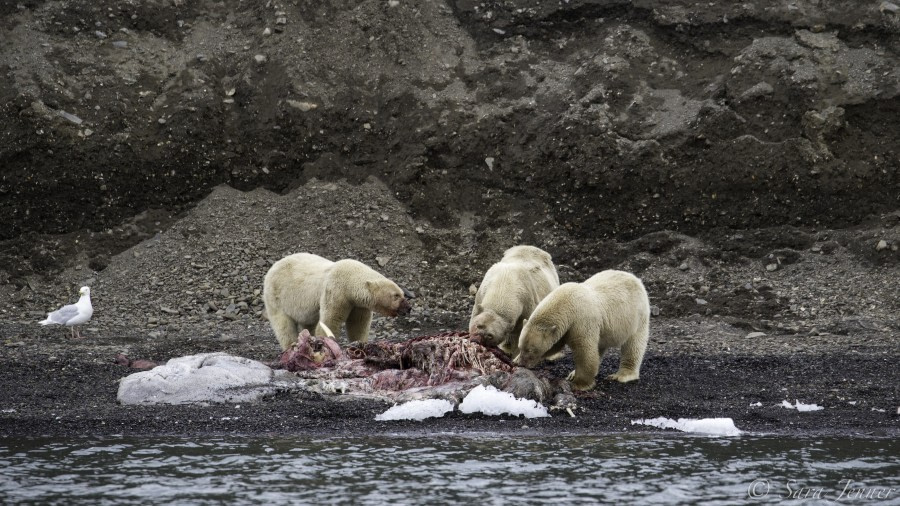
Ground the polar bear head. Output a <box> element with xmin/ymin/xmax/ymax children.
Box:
<box><xmin>469</xmin><ymin>309</ymin><xmax>512</xmax><ymax>349</ymax></box>
<box><xmin>366</xmin><ymin>279</ymin><xmax>412</xmax><ymax>317</ymax></box>
<box><xmin>513</xmin><ymin>319</ymin><xmax>558</xmax><ymax>368</ymax></box>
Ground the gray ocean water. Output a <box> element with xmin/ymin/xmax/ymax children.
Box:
<box><xmin>1</xmin><ymin>434</ymin><xmax>898</xmax><ymax>505</ymax></box>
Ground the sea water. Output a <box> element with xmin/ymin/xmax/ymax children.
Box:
<box><xmin>0</xmin><ymin>435</ymin><xmax>897</xmax><ymax>505</ymax></box>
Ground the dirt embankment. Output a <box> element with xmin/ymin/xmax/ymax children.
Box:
<box><xmin>2</xmin><ymin>0</ymin><xmax>899</xmax><ymax>280</ymax></box>
<box><xmin>0</xmin><ymin>1</ymin><xmax>898</xmax><ymax>437</ymax></box>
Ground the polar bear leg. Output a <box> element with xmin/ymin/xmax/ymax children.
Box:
<box><xmin>607</xmin><ymin>325</ymin><xmax>648</xmax><ymax>383</ymax></box>
<box><xmin>346</xmin><ymin>307</ymin><xmax>373</xmax><ymax>343</ymax></box>
<box><xmin>269</xmin><ymin>309</ymin><xmax>299</xmax><ymax>351</ymax></box>
<box><xmin>317</xmin><ymin>304</ymin><xmax>349</xmax><ymax>341</ymax></box>
<box><xmin>567</xmin><ymin>344</ymin><xmax>600</xmax><ymax>391</ymax></box>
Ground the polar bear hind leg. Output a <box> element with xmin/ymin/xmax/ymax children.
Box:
<box><xmin>606</xmin><ymin>323</ymin><xmax>648</xmax><ymax>383</ymax></box>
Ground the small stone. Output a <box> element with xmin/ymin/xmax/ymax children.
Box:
<box><xmin>58</xmin><ymin>110</ymin><xmax>83</xmax><ymax>125</ymax></box>
<box><xmin>746</xmin><ymin>332</ymin><xmax>767</xmax><ymax>339</ymax></box>
<box><xmin>207</xmin><ymin>301</ymin><xmax>218</xmax><ymax>312</ymax></box>
<box><xmin>160</xmin><ymin>306</ymin><xmax>180</xmax><ymax>315</ymax></box>
<box><xmin>469</xmin><ymin>284</ymin><xmax>478</xmax><ymax>296</ymax></box>
<box><xmin>95</xmin><ymin>30</ymin><xmax>108</xmax><ymax>39</ymax></box>
<box><xmin>388</xmin><ymin>0</ymin><xmax>400</xmax><ymax>6</ymax></box>
<box><xmin>223</xmin><ymin>312</ymin><xmax>238</xmax><ymax>321</ymax></box>
<box><xmin>263</xmin><ymin>27</ymin><xmax>271</xmax><ymax>36</ymax></box>
<box><xmin>254</xmin><ymin>54</ymin><xmax>267</xmax><ymax>64</ymax></box>
<box><xmin>148</xmin><ymin>331</ymin><xmax>164</xmax><ymax>339</ymax></box>
<box><xmin>363</xmin><ymin>122</ymin><xmax>371</xmax><ymax>130</ymax></box>
<box><xmin>380</xmin><ymin>214</ymin><xmax>389</xmax><ymax>221</ymax></box>
<box><xmin>147</xmin><ymin>317</ymin><xmax>159</xmax><ymax>324</ymax></box>
<box><xmin>287</xmin><ymin>100</ymin><xmax>317</xmax><ymax>112</ymax></box>
<box><xmin>415</xmin><ymin>226</ymin><xmax>424</xmax><ymax>234</ymax></box>
<box><xmin>678</xmin><ymin>262</ymin><xmax>689</xmax><ymax>271</ymax></box>
<box><xmin>875</xmin><ymin>239</ymin><xmax>888</xmax><ymax>251</ymax></box>
<box><xmin>650</xmin><ymin>305</ymin><xmax>660</xmax><ymax>317</ymax></box>
<box><xmin>484</xmin><ymin>157</ymin><xmax>495</xmax><ymax>170</ymax></box>
<box><xmin>275</xmin><ymin>17</ymin><xmax>287</xmax><ymax>25</ymax></box>
<box><xmin>695</xmin><ymin>298</ymin><xmax>708</xmax><ymax>306</ymax></box>
<box><xmin>766</xmin><ymin>263</ymin><xmax>778</xmax><ymax>272</ymax></box>
<box><xmin>376</xmin><ymin>256</ymin><xmax>391</xmax><ymax>267</ymax></box>
<box><xmin>112</xmin><ymin>40</ymin><xmax>128</xmax><ymax>48</ymax></box>
<box><xmin>158</xmin><ymin>117</ymin><xmax>166</xmax><ymax>125</ymax></box>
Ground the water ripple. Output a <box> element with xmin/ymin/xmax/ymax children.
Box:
<box><xmin>0</xmin><ymin>435</ymin><xmax>897</xmax><ymax>505</ymax></box>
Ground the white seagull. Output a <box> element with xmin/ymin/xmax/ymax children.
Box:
<box><xmin>39</xmin><ymin>286</ymin><xmax>94</xmax><ymax>339</ymax></box>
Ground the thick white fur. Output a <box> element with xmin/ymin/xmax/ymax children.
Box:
<box><xmin>515</xmin><ymin>270</ymin><xmax>650</xmax><ymax>390</ymax></box>
<box><xmin>263</xmin><ymin>253</ymin><xmax>408</xmax><ymax>350</ymax></box>
<box><xmin>469</xmin><ymin>245</ymin><xmax>560</xmax><ymax>356</ymax></box>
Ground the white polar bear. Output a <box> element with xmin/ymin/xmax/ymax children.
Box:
<box><xmin>263</xmin><ymin>253</ymin><xmax>412</xmax><ymax>350</ymax></box>
<box><xmin>514</xmin><ymin>270</ymin><xmax>650</xmax><ymax>391</ymax></box>
<box><xmin>469</xmin><ymin>245</ymin><xmax>560</xmax><ymax>357</ymax></box>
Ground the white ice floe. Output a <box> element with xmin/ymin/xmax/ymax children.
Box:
<box><xmin>458</xmin><ymin>385</ymin><xmax>550</xmax><ymax>418</ymax></box>
<box><xmin>631</xmin><ymin>417</ymin><xmax>742</xmax><ymax>436</ymax></box>
<box><xmin>780</xmin><ymin>400</ymin><xmax>824</xmax><ymax>412</ymax></box>
<box><xmin>375</xmin><ymin>399</ymin><xmax>455</xmax><ymax>421</ymax></box>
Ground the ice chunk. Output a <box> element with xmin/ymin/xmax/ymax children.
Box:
<box><xmin>375</xmin><ymin>399</ymin><xmax>454</xmax><ymax>421</ymax></box>
<box><xmin>780</xmin><ymin>400</ymin><xmax>824</xmax><ymax>412</ymax></box>
<box><xmin>632</xmin><ymin>417</ymin><xmax>742</xmax><ymax>436</ymax></box>
<box><xmin>458</xmin><ymin>385</ymin><xmax>550</xmax><ymax>418</ymax></box>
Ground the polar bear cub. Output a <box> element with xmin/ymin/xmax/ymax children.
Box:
<box><xmin>514</xmin><ymin>270</ymin><xmax>650</xmax><ymax>391</ymax></box>
<box><xmin>263</xmin><ymin>253</ymin><xmax>412</xmax><ymax>350</ymax></box>
<box><xmin>469</xmin><ymin>245</ymin><xmax>560</xmax><ymax>357</ymax></box>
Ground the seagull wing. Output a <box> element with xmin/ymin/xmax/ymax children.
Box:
<box><xmin>46</xmin><ymin>304</ymin><xmax>81</xmax><ymax>325</ymax></box>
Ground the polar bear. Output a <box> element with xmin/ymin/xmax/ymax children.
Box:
<box><xmin>513</xmin><ymin>270</ymin><xmax>650</xmax><ymax>391</ymax></box>
<box><xmin>263</xmin><ymin>253</ymin><xmax>412</xmax><ymax>350</ymax></box>
<box><xmin>469</xmin><ymin>245</ymin><xmax>560</xmax><ymax>357</ymax></box>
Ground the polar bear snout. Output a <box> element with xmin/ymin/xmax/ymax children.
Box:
<box><xmin>395</xmin><ymin>297</ymin><xmax>412</xmax><ymax>316</ymax></box>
